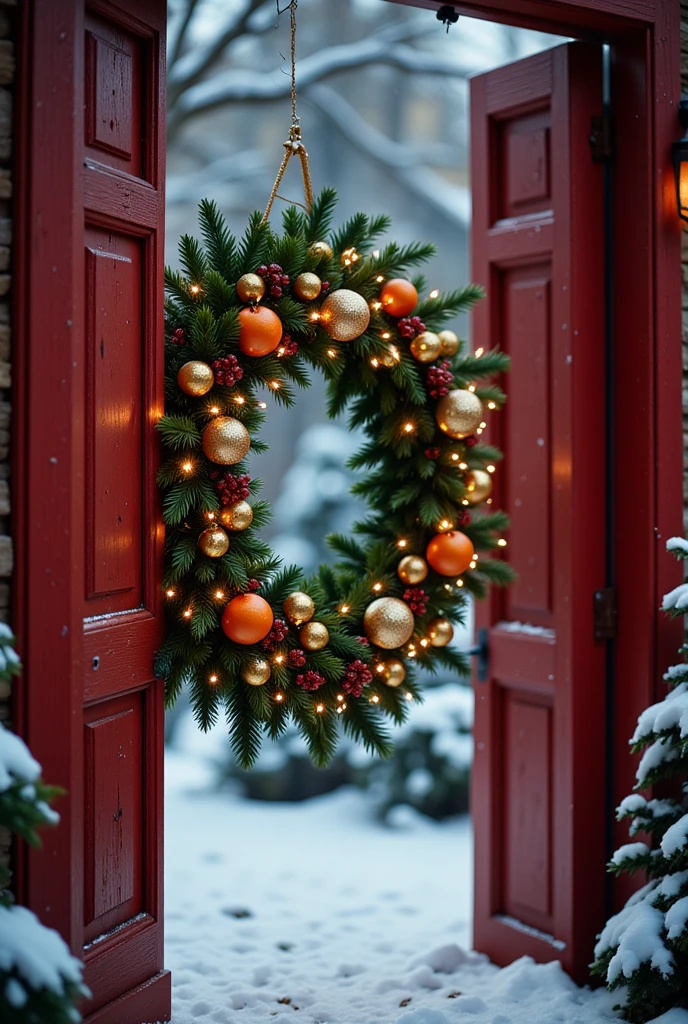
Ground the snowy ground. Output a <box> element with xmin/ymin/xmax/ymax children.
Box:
<box><xmin>165</xmin><ymin>750</ymin><xmax>628</xmax><ymax>1024</ymax></box>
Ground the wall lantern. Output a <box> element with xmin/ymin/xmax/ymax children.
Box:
<box><xmin>673</xmin><ymin>99</ymin><xmax>688</xmax><ymax>222</ymax></box>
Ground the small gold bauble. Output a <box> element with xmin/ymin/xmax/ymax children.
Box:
<box><xmin>283</xmin><ymin>591</ymin><xmax>315</xmax><ymax>626</ymax></box>
<box><xmin>380</xmin><ymin>658</ymin><xmax>406</xmax><ymax>688</ymax></box>
<box><xmin>241</xmin><ymin>657</ymin><xmax>271</xmax><ymax>686</ymax></box>
<box><xmin>177</xmin><ymin>360</ymin><xmax>214</xmax><ymax>397</ymax></box>
<box><xmin>438</xmin><ymin>330</ymin><xmax>460</xmax><ymax>357</ymax></box>
<box><xmin>427</xmin><ymin>617</ymin><xmax>454</xmax><ymax>648</ymax></box>
<box><xmin>435</xmin><ymin>390</ymin><xmax>483</xmax><ymax>440</ymax></box>
<box><xmin>410</xmin><ymin>331</ymin><xmax>442</xmax><ymax>363</ymax></box>
<box><xmin>293</xmin><ymin>272</ymin><xmax>322</xmax><ymax>302</ymax></box>
<box><xmin>236</xmin><ymin>273</ymin><xmax>266</xmax><ymax>304</ymax></box>
<box><xmin>363</xmin><ymin>597</ymin><xmax>415</xmax><ymax>650</ymax></box>
<box><xmin>465</xmin><ymin>468</ymin><xmax>493</xmax><ymax>505</ymax></box>
<box><xmin>218</xmin><ymin>500</ymin><xmax>254</xmax><ymax>531</ymax></box>
<box><xmin>397</xmin><ymin>554</ymin><xmax>429</xmax><ymax>585</ymax></box>
<box><xmin>308</xmin><ymin>240</ymin><xmax>333</xmax><ymax>261</ymax></box>
<box><xmin>201</xmin><ymin>416</ymin><xmax>251</xmax><ymax>464</ymax></box>
<box><xmin>300</xmin><ymin>620</ymin><xmax>329</xmax><ymax>651</ymax></box>
<box><xmin>320</xmin><ymin>289</ymin><xmax>371</xmax><ymax>342</ymax></box>
<box><xmin>198</xmin><ymin>525</ymin><xmax>230</xmax><ymax>558</ymax></box>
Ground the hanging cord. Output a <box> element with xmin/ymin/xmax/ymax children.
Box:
<box><xmin>262</xmin><ymin>0</ymin><xmax>314</xmax><ymax>224</ymax></box>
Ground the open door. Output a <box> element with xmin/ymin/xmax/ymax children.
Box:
<box><xmin>15</xmin><ymin>2</ymin><xmax>170</xmax><ymax>1021</ymax></box>
<box><xmin>470</xmin><ymin>44</ymin><xmax>606</xmax><ymax>982</ymax></box>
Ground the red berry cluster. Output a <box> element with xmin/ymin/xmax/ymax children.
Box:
<box><xmin>295</xmin><ymin>670</ymin><xmax>326</xmax><ymax>692</ymax></box>
<box><xmin>424</xmin><ymin>447</ymin><xmax>441</xmax><ymax>461</ymax></box>
<box><xmin>209</xmin><ymin>470</ymin><xmax>251</xmax><ymax>505</ymax></box>
<box><xmin>212</xmin><ymin>354</ymin><xmax>243</xmax><ymax>388</ymax></box>
<box><xmin>257</xmin><ymin>263</ymin><xmax>290</xmax><ymax>299</ymax></box>
<box><xmin>321</xmin><ymin>281</ymin><xmax>330</xmax><ymax>293</ymax></box>
<box><xmin>288</xmin><ymin>649</ymin><xmax>306</xmax><ymax>668</ymax></box>
<box><xmin>247</xmin><ymin>578</ymin><xmax>261</xmax><ymax>591</ymax></box>
<box><xmin>261</xmin><ymin>619</ymin><xmax>289</xmax><ymax>652</ymax></box>
<box><xmin>464</xmin><ymin>435</ymin><xmax>478</xmax><ymax>448</ymax></box>
<box><xmin>342</xmin><ymin>659</ymin><xmax>373</xmax><ymax>697</ymax></box>
<box><xmin>280</xmin><ymin>333</ymin><xmax>299</xmax><ymax>357</ymax></box>
<box><xmin>398</xmin><ymin>316</ymin><xmax>426</xmax><ymax>339</ymax></box>
<box><xmin>171</xmin><ymin>327</ymin><xmax>186</xmax><ymax>346</ymax></box>
<box><xmin>357</xmin><ymin>637</ymin><xmax>370</xmax><ymax>646</ymax></box>
<box><xmin>427</xmin><ymin>360</ymin><xmax>454</xmax><ymax>399</ymax></box>
<box><xmin>457</xmin><ymin>509</ymin><xmax>472</xmax><ymax>527</ymax></box>
<box><xmin>403</xmin><ymin>586</ymin><xmax>428</xmax><ymax>615</ymax></box>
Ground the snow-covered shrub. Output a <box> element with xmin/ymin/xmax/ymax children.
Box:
<box><xmin>592</xmin><ymin>537</ymin><xmax>688</xmax><ymax>1022</ymax></box>
<box><xmin>0</xmin><ymin>628</ymin><xmax>89</xmax><ymax>1023</ymax></box>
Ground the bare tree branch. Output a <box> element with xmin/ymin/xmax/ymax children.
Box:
<box><xmin>168</xmin><ymin>0</ymin><xmax>203</xmax><ymax>73</ymax></box>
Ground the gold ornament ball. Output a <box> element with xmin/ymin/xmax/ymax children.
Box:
<box><xmin>380</xmin><ymin>658</ymin><xmax>407</xmax><ymax>688</ymax></box>
<box><xmin>465</xmin><ymin>468</ymin><xmax>493</xmax><ymax>505</ymax></box>
<box><xmin>300</xmin><ymin>620</ymin><xmax>330</xmax><ymax>651</ymax></box>
<box><xmin>177</xmin><ymin>360</ymin><xmax>214</xmax><ymax>397</ymax></box>
<box><xmin>397</xmin><ymin>554</ymin><xmax>429</xmax><ymax>585</ymax></box>
<box><xmin>427</xmin><ymin>617</ymin><xmax>454</xmax><ymax>648</ymax></box>
<box><xmin>283</xmin><ymin>591</ymin><xmax>315</xmax><ymax>626</ymax></box>
<box><xmin>236</xmin><ymin>272</ymin><xmax>266</xmax><ymax>304</ymax></box>
<box><xmin>218</xmin><ymin>500</ymin><xmax>254</xmax><ymax>531</ymax></box>
<box><xmin>293</xmin><ymin>272</ymin><xmax>322</xmax><ymax>302</ymax></box>
<box><xmin>201</xmin><ymin>416</ymin><xmax>251</xmax><ymax>464</ymax></box>
<box><xmin>241</xmin><ymin>657</ymin><xmax>271</xmax><ymax>686</ymax></box>
<box><xmin>198</xmin><ymin>525</ymin><xmax>230</xmax><ymax>558</ymax></box>
<box><xmin>320</xmin><ymin>289</ymin><xmax>371</xmax><ymax>342</ymax></box>
<box><xmin>308</xmin><ymin>240</ymin><xmax>333</xmax><ymax>261</ymax></box>
<box><xmin>438</xmin><ymin>330</ymin><xmax>460</xmax><ymax>357</ymax></box>
<box><xmin>435</xmin><ymin>390</ymin><xmax>484</xmax><ymax>440</ymax></box>
<box><xmin>363</xmin><ymin>597</ymin><xmax>415</xmax><ymax>650</ymax></box>
<box><xmin>410</xmin><ymin>331</ymin><xmax>442</xmax><ymax>364</ymax></box>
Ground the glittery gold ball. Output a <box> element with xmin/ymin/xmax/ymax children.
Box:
<box><xmin>177</xmin><ymin>360</ymin><xmax>214</xmax><ymax>397</ymax></box>
<box><xmin>435</xmin><ymin>390</ymin><xmax>483</xmax><ymax>440</ymax></box>
<box><xmin>201</xmin><ymin>416</ymin><xmax>251</xmax><ymax>464</ymax></box>
<box><xmin>293</xmin><ymin>272</ymin><xmax>322</xmax><ymax>302</ymax></box>
<box><xmin>308</xmin><ymin>241</ymin><xmax>333</xmax><ymax>261</ymax></box>
<box><xmin>397</xmin><ymin>555</ymin><xmax>428</xmax><ymax>585</ymax></box>
<box><xmin>320</xmin><ymin>289</ymin><xmax>371</xmax><ymax>342</ymax></box>
<box><xmin>363</xmin><ymin>598</ymin><xmax>415</xmax><ymax>650</ymax></box>
<box><xmin>283</xmin><ymin>591</ymin><xmax>315</xmax><ymax>626</ymax></box>
<box><xmin>218</xmin><ymin>500</ymin><xmax>254</xmax><ymax>531</ymax></box>
<box><xmin>198</xmin><ymin>525</ymin><xmax>230</xmax><ymax>558</ymax></box>
<box><xmin>236</xmin><ymin>273</ymin><xmax>266</xmax><ymax>303</ymax></box>
<box><xmin>427</xmin><ymin>617</ymin><xmax>454</xmax><ymax>648</ymax></box>
<box><xmin>410</xmin><ymin>331</ymin><xmax>442</xmax><ymax>363</ymax></box>
<box><xmin>438</xmin><ymin>330</ymin><xmax>460</xmax><ymax>356</ymax></box>
<box><xmin>241</xmin><ymin>657</ymin><xmax>271</xmax><ymax>686</ymax></box>
<box><xmin>379</xmin><ymin>658</ymin><xmax>406</xmax><ymax>687</ymax></box>
<box><xmin>300</xmin><ymin>620</ymin><xmax>330</xmax><ymax>651</ymax></box>
<box><xmin>465</xmin><ymin>468</ymin><xmax>493</xmax><ymax>505</ymax></box>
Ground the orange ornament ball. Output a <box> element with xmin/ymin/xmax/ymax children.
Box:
<box><xmin>380</xmin><ymin>278</ymin><xmax>418</xmax><ymax>318</ymax></box>
<box><xmin>221</xmin><ymin>593</ymin><xmax>274</xmax><ymax>644</ymax></box>
<box><xmin>426</xmin><ymin>531</ymin><xmax>475</xmax><ymax>577</ymax></box>
<box><xmin>238</xmin><ymin>306</ymin><xmax>283</xmax><ymax>357</ymax></box>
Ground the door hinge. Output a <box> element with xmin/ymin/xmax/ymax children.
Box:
<box><xmin>593</xmin><ymin>587</ymin><xmax>617</xmax><ymax>641</ymax></box>
<box><xmin>589</xmin><ymin>114</ymin><xmax>614</xmax><ymax>163</ymax></box>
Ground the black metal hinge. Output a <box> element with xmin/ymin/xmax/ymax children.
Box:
<box><xmin>593</xmin><ymin>587</ymin><xmax>617</xmax><ymax>641</ymax></box>
<box><xmin>589</xmin><ymin>114</ymin><xmax>615</xmax><ymax>163</ymax></box>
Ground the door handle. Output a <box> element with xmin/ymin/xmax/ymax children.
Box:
<box><xmin>461</xmin><ymin>627</ymin><xmax>489</xmax><ymax>682</ymax></box>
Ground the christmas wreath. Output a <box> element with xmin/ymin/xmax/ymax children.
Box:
<box><xmin>155</xmin><ymin>187</ymin><xmax>513</xmax><ymax>767</ymax></box>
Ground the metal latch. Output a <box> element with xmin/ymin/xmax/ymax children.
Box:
<box><xmin>593</xmin><ymin>587</ymin><xmax>617</xmax><ymax>641</ymax></box>
<box><xmin>589</xmin><ymin>114</ymin><xmax>614</xmax><ymax>162</ymax></box>
<box><xmin>463</xmin><ymin>627</ymin><xmax>490</xmax><ymax>682</ymax></box>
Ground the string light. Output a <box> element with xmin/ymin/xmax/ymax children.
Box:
<box><xmin>257</xmin><ymin>401</ymin><xmax>267</xmax><ymax>410</ymax></box>
<box><xmin>215</xmin><ymin>590</ymin><xmax>225</xmax><ymax>600</ymax></box>
<box><xmin>456</xmin><ymin>579</ymin><xmax>464</xmax><ymax>587</ymax></box>
<box><xmin>234</xmin><ymin>395</ymin><xmax>245</xmax><ymax>404</ymax></box>
<box><xmin>370</xmin><ymin>358</ymin><xmax>379</xmax><ymax>368</ymax></box>
<box><xmin>277</xmin><ymin>346</ymin><xmax>286</xmax><ymax>357</ymax></box>
<box><xmin>429</xmin><ymin>289</ymin><xmax>439</xmax><ymax>299</ymax></box>
<box><xmin>397</xmin><ymin>539</ymin><xmax>408</xmax><ymax>548</ymax></box>
<box><xmin>371</xmin><ymin>301</ymin><xmax>382</xmax><ymax>311</ymax></box>
<box><xmin>372</xmin><ymin>582</ymin><xmax>383</xmax><ymax>592</ymax></box>
<box><xmin>370</xmin><ymin>695</ymin><xmax>380</xmax><ymax>704</ymax></box>
<box><xmin>316</xmin><ymin>703</ymin><xmax>325</xmax><ymax>713</ymax></box>
<box><xmin>375</xmin><ymin>275</ymin><xmax>384</xmax><ymax>283</ymax></box>
<box><xmin>339</xmin><ymin>604</ymin><xmax>350</xmax><ymax>614</ymax></box>
<box><xmin>468</xmin><ymin>384</ymin><xmax>476</xmax><ymax>393</ymax></box>
<box><xmin>190</xmin><ymin>284</ymin><xmax>201</xmax><ymax>295</ymax></box>
<box><xmin>274</xmin><ymin>653</ymin><xmax>285</xmax><ymax>664</ymax></box>
<box><xmin>487</xmin><ymin>464</ymin><xmax>496</xmax><ymax>473</ymax></box>
<box><xmin>403</xmin><ymin>422</ymin><xmax>415</xmax><ymax>433</ymax></box>
<box><xmin>182</xmin><ymin>461</ymin><xmax>193</xmax><ymax>473</ymax></box>
<box><xmin>166</xmin><ymin>588</ymin><xmax>176</xmax><ymax>598</ymax></box>
<box><xmin>375</xmin><ymin>663</ymin><xmax>385</xmax><ymax>674</ymax></box>
<box><xmin>444</xmin><ymin>584</ymin><xmax>453</xmax><ymax>592</ymax></box>
<box><xmin>469</xmin><ymin>560</ymin><xmax>477</xmax><ymax>570</ymax></box>
<box><xmin>372</xmin><ymin>250</ymin><xmax>380</xmax><ymax>259</ymax></box>
<box><xmin>342</xmin><ymin>247</ymin><xmax>360</xmax><ymax>266</ymax></box>
<box><xmin>337</xmin><ymin>694</ymin><xmax>344</xmax><ymax>702</ymax></box>
<box><xmin>270</xmin><ymin>381</ymin><xmax>281</xmax><ymax>390</ymax></box>
<box><xmin>420</xmin><ymin>638</ymin><xmax>429</xmax><ymax>648</ymax></box>
<box><xmin>459</xmin><ymin>462</ymin><xmax>468</xmax><ymax>470</ymax></box>
<box><xmin>451</xmin><ymin>453</ymin><xmax>459</xmax><ymax>462</ymax></box>
<box><xmin>461</xmin><ymin>499</ymin><xmax>470</xmax><ymax>505</ymax></box>
<box><xmin>390</xmin><ymin>345</ymin><xmax>400</xmax><ymax>362</ymax></box>
<box><xmin>209</xmin><ymin>405</ymin><xmax>220</xmax><ymax>415</ymax></box>
<box><xmin>207</xmin><ymin>512</ymin><xmax>215</xmax><ymax>520</ymax></box>
<box><xmin>486</xmin><ymin>498</ymin><xmax>493</xmax><ymax>505</ymax></box>
<box><xmin>275</xmin><ymin>692</ymin><xmax>284</xmax><ymax>702</ymax></box>
<box><xmin>487</xmin><ymin>401</ymin><xmax>496</xmax><ymax>410</ymax></box>
<box><xmin>480</xmin><ymin>421</ymin><xmax>487</xmax><ymax>429</ymax></box>
<box><xmin>405</xmin><ymin>692</ymin><xmax>413</xmax><ymax>701</ymax></box>
<box><xmin>209</xmin><ymin>674</ymin><xmax>218</xmax><ymax>684</ymax></box>
<box><xmin>497</xmin><ymin>538</ymin><xmax>508</xmax><ymax>548</ymax></box>
<box><xmin>475</xmin><ymin>347</ymin><xmax>484</xmax><ymax>357</ymax></box>
<box><xmin>381</xmin><ymin>331</ymin><xmax>391</xmax><ymax>340</ymax></box>
<box><xmin>327</xmin><ymin>349</ymin><xmax>337</xmax><ymax>358</ymax></box>
<box><xmin>310</xmin><ymin>312</ymin><xmax>321</xmax><ymax>321</ymax></box>
<box><xmin>438</xmin><ymin>519</ymin><xmax>453</xmax><ymax>531</ymax></box>
<box><xmin>183</xmin><ymin>608</ymin><xmax>192</xmax><ymax>619</ymax></box>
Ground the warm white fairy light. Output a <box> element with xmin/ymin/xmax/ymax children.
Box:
<box><xmin>327</xmin><ymin>348</ymin><xmax>336</xmax><ymax>358</ymax></box>
<box><xmin>183</xmin><ymin>608</ymin><xmax>192</xmax><ymax>618</ymax></box>
<box><xmin>376</xmin><ymin>663</ymin><xmax>385</xmax><ymax>674</ymax></box>
<box><xmin>370</xmin><ymin>358</ymin><xmax>379</xmax><ymax>369</ymax></box>
<box><xmin>277</xmin><ymin>346</ymin><xmax>286</xmax><ymax>357</ymax></box>
<box><xmin>420</xmin><ymin>638</ymin><xmax>429</xmax><ymax>648</ymax></box>
<box><xmin>270</xmin><ymin>380</ymin><xmax>280</xmax><ymax>390</ymax></box>
<box><xmin>207</xmin><ymin>512</ymin><xmax>215</xmax><ymax>520</ymax></box>
<box><xmin>487</xmin><ymin>401</ymin><xmax>496</xmax><ymax>410</ymax></box>
<box><xmin>497</xmin><ymin>538</ymin><xmax>508</xmax><ymax>548</ymax></box>
<box><xmin>451</xmin><ymin>453</ymin><xmax>459</xmax><ymax>462</ymax></box>
<box><xmin>469</xmin><ymin>560</ymin><xmax>477</xmax><ymax>570</ymax></box>
<box><xmin>468</xmin><ymin>384</ymin><xmax>476</xmax><ymax>393</ymax></box>
<box><xmin>487</xmin><ymin>464</ymin><xmax>496</xmax><ymax>473</ymax></box>
<box><xmin>274</xmin><ymin>653</ymin><xmax>285</xmax><ymax>664</ymax></box>
<box><xmin>380</xmin><ymin>331</ymin><xmax>391</xmax><ymax>340</ymax></box>
<box><xmin>372</xmin><ymin>250</ymin><xmax>380</xmax><ymax>259</ymax></box>
<box><xmin>339</xmin><ymin>603</ymin><xmax>350</xmax><ymax>614</ymax></box>
<box><xmin>480</xmin><ymin>421</ymin><xmax>487</xmax><ymax>429</ymax></box>
<box><xmin>257</xmin><ymin>401</ymin><xmax>267</xmax><ymax>410</ymax></box>
<box><xmin>166</xmin><ymin>588</ymin><xmax>175</xmax><ymax>598</ymax></box>
<box><xmin>215</xmin><ymin>590</ymin><xmax>224</xmax><ymax>600</ymax></box>
<box><xmin>403</xmin><ymin>422</ymin><xmax>415</xmax><ymax>434</ymax></box>
<box><xmin>190</xmin><ymin>284</ymin><xmax>201</xmax><ymax>295</ymax></box>
<box><xmin>370</xmin><ymin>695</ymin><xmax>380</xmax><ymax>704</ymax></box>
<box><xmin>405</xmin><ymin>692</ymin><xmax>413</xmax><ymax>701</ymax></box>
<box><xmin>275</xmin><ymin>692</ymin><xmax>284</xmax><ymax>702</ymax></box>
<box><xmin>371</xmin><ymin>301</ymin><xmax>382</xmax><ymax>311</ymax></box>
<box><xmin>444</xmin><ymin>584</ymin><xmax>452</xmax><ymax>592</ymax></box>
<box><xmin>337</xmin><ymin>694</ymin><xmax>344</xmax><ymax>702</ymax></box>
<box><xmin>209</xmin><ymin>674</ymin><xmax>218</xmax><ymax>684</ymax></box>
<box><xmin>209</xmin><ymin>405</ymin><xmax>220</xmax><ymax>415</ymax></box>
<box><xmin>438</xmin><ymin>519</ymin><xmax>453</xmax><ymax>531</ymax></box>
<box><xmin>429</xmin><ymin>289</ymin><xmax>440</xmax><ymax>299</ymax></box>
<box><xmin>376</xmin><ymin>275</ymin><xmax>384</xmax><ymax>283</ymax></box>
<box><xmin>475</xmin><ymin>347</ymin><xmax>484</xmax><ymax>357</ymax></box>
<box><xmin>390</xmin><ymin>345</ymin><xmax>400</xmax><ymax>362</ymax></box>
<box><xmin>459</xmin><ymin>461</ymin><xmax>468</xmax><ymax>470</ymax></box>
<box><xmin>234</xmin><ymin>395</ymin><xmax>245</xmax><ymax>405</ymax></box>
<box><xmin>316</xmin><ymin>703</ymin><xmax>325</xmax><ymax>714</ymax></box>
<box><xmin>397</xmin><ymin>539</ymin><xmax>408</xmax><ymax>548</ymax></box>
<box><xmin>461</xmin><ymin>499</ymin><xmax>470</xmax><ymax>506</ymax></box>
<box><xmin>182</xmin><ymin>461</ymin><xmax>193</xmax><ymax>473</ymax></box>
<box><xmin>310</xmin><ymin>312</ymin><xmax>321</xmax><ymax>321</ymax></box>
<box><xmin>372</xmin><ymin>582</ymin><xmax>383</xmax><ymax>592</ymax></box>
<box><xmin>456</xmin><ymin>579</ymin><xmax>464</xmax><ymax>587</ymax></box>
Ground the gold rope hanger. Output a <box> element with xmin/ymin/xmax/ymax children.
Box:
<box><xmin>261</xmin><ymin>0</ymin><xmax>314</xmax><ymax>224</ymax></box>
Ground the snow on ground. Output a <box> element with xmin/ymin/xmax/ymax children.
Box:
<box><xmin>164</xmin><ymin>750</ymin><xmax>625</xmax><ymax>1024</ymax></box>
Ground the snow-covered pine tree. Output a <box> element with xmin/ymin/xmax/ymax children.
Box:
<box><xmin>592</xmin><ymin>537</ymin><xmax>688</xmax><ymax>1022</ymax></box>
<box><xmin>0</xmin><ymin>624</ymin><xmax>89</xmax><ymax>1023</ymax></box>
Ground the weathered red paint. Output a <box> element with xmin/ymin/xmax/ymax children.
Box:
<box><xmin>13</xmin><ymin>1</ymin><xmax>170</xmax><ymax>1021</ymax></box>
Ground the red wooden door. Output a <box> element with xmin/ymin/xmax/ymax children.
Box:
<box><xmin>470</xmin><ymin>43</ymin><xmax>606</xmax><ymax>983</ymax></box>
<box><xmin>15</xmin><ymin>2</ymin><xmax>169</xmax><ymax>1021</ymax></box>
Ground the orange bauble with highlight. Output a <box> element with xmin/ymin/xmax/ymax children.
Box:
<box><xmin>238</xmin><ymin>306</ymin><xmax>283</xmax><ymax>357</ymax></box>
<box><xmin>380</xmin><ymin>279</ymin><xmax>418</xmax><ymax>318</ymax></box>
<box><xmin>426</xmin><ymin>531</ymin><xmax>475</xmax><ymax>577</ymax></box>
<box><xmin>222</xmin><ymin>594</ymin><xmax>274</xmax><ymax>644</ymax></box>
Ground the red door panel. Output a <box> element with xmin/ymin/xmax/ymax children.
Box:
<box><xmin>470</xmin><ymin>44</ymin><xmax>606</xmax><ymax>983</ymax></box>
<box><xmin>16</xmin><ymin>2</ymin><xmax>169</xmax><ymax>1021</ymax></box>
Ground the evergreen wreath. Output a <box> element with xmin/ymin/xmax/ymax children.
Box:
<box><xmin>155</xmin><ymin>188</ymin><xmax>514</xmax><ymax>768</ymax></box>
